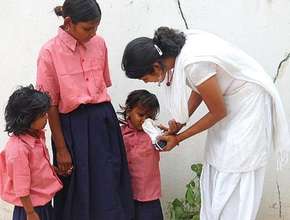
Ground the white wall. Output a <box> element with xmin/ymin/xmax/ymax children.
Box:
<box><xmin>0</xmin><ymin>0</ymin><xmax>290</xmax><ymax>219</ymax></box>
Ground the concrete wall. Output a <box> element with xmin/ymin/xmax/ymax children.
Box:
<box><xmin>0</xmin><ymin>0</ymin><xmax>290</xmax><ymax>219</ymax></box>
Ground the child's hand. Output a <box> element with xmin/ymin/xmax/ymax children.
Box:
<box><xmin>27</xmin><ymin>211</ymin><xmax>40</xmax><ymax>220</ymax></box>
<box><xmin>157</xmin><ymin>124</ymin><xmax>168</xmax><ymax>132</ymax></box>
<box><xmin>53</xmin><ymin>165</ymin><xmax>73</xmax><ymax>176</ymax></box>
<box><xmin>56</xmin><ymin>147</ymin><xmax>73</xmax><ymax>176</ymax></box>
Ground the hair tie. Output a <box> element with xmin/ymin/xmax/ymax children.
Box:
<box><xmin>154</xmin><ymin>44</ymin><xmax>163</xmax><ymax>56</ymax></box>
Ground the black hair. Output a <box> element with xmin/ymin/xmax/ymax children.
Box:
<box><xmin>5</xmin><ymin>85</ymin><xmax>51</xmax><ymax>136</ymax></box>
<box><xmin>118</xmin><ymin>90</ymin><xmax>160</xmax><ymax>123</ymax></box>
<box><xmin>122</xmin><ymin>26</ymin><xmax>186</xmax><ymax>79</ymax></box>
<box><xmin>54</xmin><ymin>0</ymin><xmax>102</xmax><ymax>23</ymax></box>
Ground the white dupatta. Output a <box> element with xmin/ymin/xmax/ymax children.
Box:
<box><xmin>161</xmin><ymin>30</ymin><xmax>290</xmax><ymax>169</ymax></box>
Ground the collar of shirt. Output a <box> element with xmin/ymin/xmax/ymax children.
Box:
<box><xmin>122</xmin><ymin>120</ymin><xmax>140</xmax><ymax>133</ymax></box>
<box><xmin>17</xmin><ymin>130</ymin><xmax>45</xmax><ymax>148</ymax></box>
<box><xmin>57</xmin><ymin>27</ymin><xmax>78</xmax><ymax>52</ymax></box>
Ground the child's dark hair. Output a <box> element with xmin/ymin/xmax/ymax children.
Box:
<box><xmin>122</xmin><ymin>27</ymin><xmax>186</xmax><ymax>79</ymax></box>
<box><xmin>118</xmin><ymin>90</ymin><xmax>160</xmax><ymax>123</ymax></box>
<box><xmin>54</xmin><ymin>0</ymin><xmax>102</xmax><ymax>23</ymax></box>
<box><xmin>5</xmin><ymin>85</ymin><xmax>51</xmax><ymax>135</ymax></box>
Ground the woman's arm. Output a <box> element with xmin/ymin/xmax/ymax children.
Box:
<box><xmin>20</xmin><ymin>196</ymin><xmax>40</xmax><ymax>220</ymax></box>
<box><xmin>188</xmin><ymin>90</ymin><xmax>203</xmax><ymax>117</ymax></box>
<box><xmin>161</xmin><ymin>75</ymin><xmax>227</xmax><ymax>150</ymax></box>
<box><xmin>48</xmin><ymin>106</ymin><xmax>72</xmax><ymax>175</ymax></box>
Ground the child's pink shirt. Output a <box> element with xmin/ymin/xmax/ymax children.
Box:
<box><xmin>0</xmin><ymin>131</ymin><xmax>62</xmax><ymax>206</ymax></box>
<box><xmin>36</xmin><ymin>28</ymin><xmax>112</xmax><ymax>113</ymax></box>
<box><xmin>121</xmin><ymin>122</ymin><xmax>161</xmax><ymax>202</ymax></box>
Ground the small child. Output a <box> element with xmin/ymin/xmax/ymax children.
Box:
<box><xmin>0</xmin><ymin>85</ymin><xmax>62</xmax><ymax>220</ymax></box>
<box><xmin>119</xmin><ymin>89</ymin><xmax>163</xmax><ymax>220</ymax></box>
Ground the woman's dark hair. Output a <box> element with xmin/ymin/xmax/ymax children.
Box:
<box><xmin>5</xmin><ymin>85</ymin><xmax>51</xmax><ymax>135</ymax></box>
<box><xmin>122</xmin><ymin>26</ymin><xmax>186</xmax><ymax>79</ymax></box>
<box><xmin>118</xmin><ymin>90</ymin><xmax>160</xmax><ymax>123</ymax></box>
<box><xmin>54</xmin><ymin>0</ymin><xmax>102</xmax><ymax>23</ymax></box>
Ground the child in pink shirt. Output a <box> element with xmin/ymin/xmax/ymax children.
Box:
<box><xmin>0</xmin><ymin>85</ymin><xmax>62</xmax><ymax>220</ymax></box>
<box><xmin>119</xmin><ymin>90</ymin><xmax>163</xmax><ymax>220</ymax></box>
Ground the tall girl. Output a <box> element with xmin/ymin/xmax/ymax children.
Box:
<box><xmin>36</xmin><ymin>1</ymin><xmax>133</xmax><ymax>219</ymax></box>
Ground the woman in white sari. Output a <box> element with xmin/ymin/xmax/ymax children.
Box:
<box><xmin>121</xmin><ymin>27</ymin><xmax>290</xmax><ymax>220</ymax></box>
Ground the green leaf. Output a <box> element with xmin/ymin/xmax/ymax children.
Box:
<box><xmin>191</xmin><ymin>164</ymin><xmax>199</xmax><ymax>173</ymax></box>
<box><xmin>191</xmin><ymin>164</ymin><xmax>203</xmax><ymax>177</ymax></box>
<box><xmin>172</xmin><ymin>198</ymin><xmax>184</xmax><ymax>207</ymax></box>
<box><xmin>168</xmin><ymin>164</ymin><xmax>203</xmax><ymax>220</ymax></box>
<box><xmin>174</xmin><ymin>205</ymin><xmax>185</xmax><ymax>219</ymax></box>
<box><xmin>185</xmin><ymin>185</ymin><xmax>195</xmax><ymax>205</ymax></box>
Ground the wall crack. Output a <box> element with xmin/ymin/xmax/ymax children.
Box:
<box><xmin>274</xmin><ymin>52</ymin><xmax>290</xmax><ymax>83</ymax></box>
<box><xmin>177</xmin><ymin>0</ymin><xmax>189</xmax><ymax>29</ymax></box>
<box><xmin>276</xmin><ymin>181</ymin><xmax>282</xmax><ymax>218</ymax></box>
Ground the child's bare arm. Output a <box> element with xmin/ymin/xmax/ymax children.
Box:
<box><xmin>20</xmin><ymin>195</ymin><xmax>40</xmax><ymax>220</ymax></box>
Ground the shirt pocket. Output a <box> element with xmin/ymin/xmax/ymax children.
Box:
<box><xmin>58</xmin><ymin>68</ymin><xmax>86</xmax><ymax>98</ymax></box>
<box><xmin>89</xmin><ymin>57</ymin><xmax>107</xmax><ymax>92</ymax></box>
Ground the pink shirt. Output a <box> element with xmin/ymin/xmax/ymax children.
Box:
<box><xmin>36</xmin><ymin>28</ymin><xmax>112</xmax><ymax>113</ymax></box>
<box><xmin>121</xmin><ymin>122</ymin><xmax>161</xmax><ymax>202</ymax></box>
<box><xmin>0</xmin><ymin>131</ymin><xmax>63</xmax><ymax>206</ymax></box>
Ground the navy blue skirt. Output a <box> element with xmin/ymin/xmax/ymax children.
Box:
<box><xmin>134</xmin><ymin>199</ymin><xmax>163</xmax><ymax>220</ymax></box>
<box><xmin>52</xmin><ymin>102</ymin><xmax>134</xmax><ymax>220</ymax></box>
<box><xmin>13</xmin><ymin>202</ymin><xmax>54</xmax><ymax>220</ymax></box>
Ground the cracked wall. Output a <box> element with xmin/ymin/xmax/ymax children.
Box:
<box><xmin>0</xmin><ymin>0</ymin><xmax>290</xmax><ymax>219</ymax></box>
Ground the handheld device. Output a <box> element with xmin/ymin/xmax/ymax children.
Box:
<box><xmin>155</xmin><ymin>140</ymin><xmax>167</xmax><ymax>150</ymax></box>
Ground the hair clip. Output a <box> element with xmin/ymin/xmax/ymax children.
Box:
<box><xmin>154</xmin><ymin>44</ymin><xmax>163</xmax><ymax>56</ymax></box>
<box><xmin>121</xmin><ymin>63</ymin><xmax>125</xmax><ymax>71</ymax></box>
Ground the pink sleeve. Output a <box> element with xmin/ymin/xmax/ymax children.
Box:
<box><xmin>36</xmin><ymin>49</ymin><xmax>60</xmax><ymax>105</ymax></box>
<box><xmin>7</xmin><ymin>149</ymin><xmax>31</xmax><ymax>197</ymax></box>
<box><xmin>103</xmin><ymin>43</ymin><xmax>112</xmax><ymax>87</ymax></box>
<box><xmin>0</xmin><ymin>152</ymin><xmax>5</xmax><ymax>193</ymax></box>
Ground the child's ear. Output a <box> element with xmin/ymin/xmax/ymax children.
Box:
<box><xmin>125</xmin><ymin>108</ymin><xmax>131</xmax><ymax>119</ymax></box>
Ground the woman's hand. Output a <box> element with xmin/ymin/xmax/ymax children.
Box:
<box><xmin>56</xmin><ymin>147</ymin><xmax>73</xmax><ymax>176</ymax></box>
<box><xmin>27</xmin><ymin>211</ymin><xmax>40</xmax><ymax>220</ymax></box>
<box><xmin>158</xmin><ymin>134</ymin><xmax>179</xmax><ymax>151</ymax></box>
<box><xmin>166</xmin><ymin>119</ymin><xmax>184</xmax><ymax>135</ymax></box>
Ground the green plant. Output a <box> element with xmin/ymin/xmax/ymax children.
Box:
<box><xmin>167</xmin><ymin>163</ymin><xmax>203</xmax><ymax>220</ymax></box>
